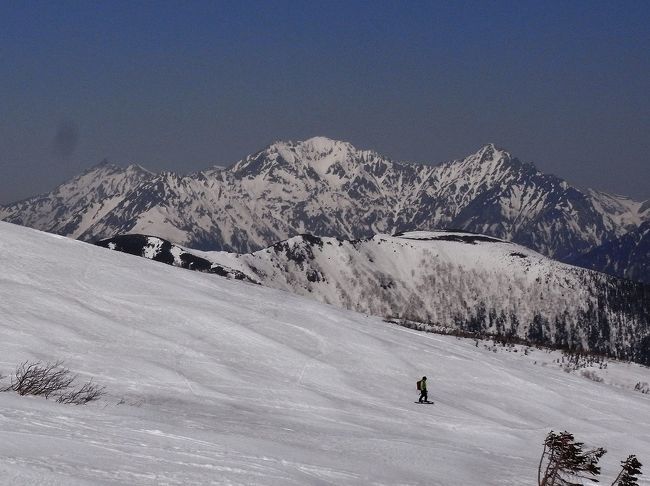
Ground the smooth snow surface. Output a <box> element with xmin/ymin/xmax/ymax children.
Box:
<box><xmin>1</xmin><ymin>221</ymin><xmax>649</xmax><ymax>485</ymax></box>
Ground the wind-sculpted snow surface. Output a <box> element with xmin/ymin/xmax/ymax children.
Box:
<box><xmin>1</xmin><ymin>221</ymin><xmax>650</xmax><ymax>485</ymax></box>
<box><xmin>2</xmin><ymin>138</ymin><xmax>648</xmax><ymax>265</ymax></box>
<box><xmin>207</xmin><ymin>231</ymin><xmax>650</xmax><ymax>364</ymax></box>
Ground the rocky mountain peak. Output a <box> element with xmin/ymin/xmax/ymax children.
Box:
<box><xmin>81</xmin><ymin>158</ymin><xmax>119</xmax><ymax>175</ymax></box>
<box><xmin>125</xmin><ymin>163</ymin><xmax>154</xmax><ymax>176</ymax></box>
<box><xmin>300</xmin><ymin>136</ymin><xmax>353</xmax><ymax>153</ymax></box>
<box><xmin>231</xmin><ymin>137</ymin><xmax>369</xmax><ymax>179</ymax></box>
<box><xmin>269</xmin><ymin>136</ymin><xmax>357</xmax><ymax>164</ymax></box>
<box><xmin>79</xmin><ymin>160</ymin><xmax>153</xmax><ymax>180</ymax></box>
<box><xmin>471</xmin><ymin>143</ymin><xmax>511</xmax><ymax>165</ymax></box>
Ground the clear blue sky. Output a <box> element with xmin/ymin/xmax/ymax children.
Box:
<box><xmin>1</xmin><ymin>0</ymin><xmax>649</xmax><ymax>203</ymax></box>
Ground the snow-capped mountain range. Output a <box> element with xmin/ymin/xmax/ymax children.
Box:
<box><xmin>2</xmin><ymin>137</ymin><xmax>648</xmax><ymax>267</ymax></box>
<box><xmin>96</xmin><ymin>230</ymin><xmax>650</xmax><ymax>365</ymax></box>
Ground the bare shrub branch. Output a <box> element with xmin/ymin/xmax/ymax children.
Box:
<box><xmin>57</xmin><ymin>380</ymin><xmax>106</xmax><ymax>405</ymax></box>
<box><xmin>8</xmin><ymin>361</ymin><xmax>76</xmax><ymax>398</ymax></box>
<box><xmin>2</xmin><ymin>360</ymin><xmax>106</xmax><ymax>405</ymax></box>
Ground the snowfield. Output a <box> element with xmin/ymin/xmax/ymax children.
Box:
<box><xmin>1</xmin><ymin>221</ymin><xmax>649</xmax><ymax>485</ymax></box>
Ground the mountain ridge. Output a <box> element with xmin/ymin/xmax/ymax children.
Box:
<box><xmin>2</xmin><ymin>137</ymin><xmax>648</xmax><ymax>264</ymax></box>
<box><xmin>95</xmin><ymin>229</ymin><xmax>650</xmax><ymax>364</ymax></box>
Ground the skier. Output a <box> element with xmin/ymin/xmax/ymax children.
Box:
<box><xmin>417</xmin><ymin>376</ymin><xmax>428</xmax><ymax>403</ymax></box>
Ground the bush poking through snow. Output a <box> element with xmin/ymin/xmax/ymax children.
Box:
<box><xmin>634</xmin><ymin>382</ymin><xmax>649</xmax><ymax>394</ymax></box>
<box><xmin>581</xmin><ymin>370</ymin><xmax>604</xmax><ymax>383</ymax></box>
<box><xmin>3</xmin><ymin>360</ymin><xmax>76</xmax><ymax>398</ymax></box>
<box><xmin>57</xmin><ymin>380</ymin><xmax>106</xmax><ymax>405</ymax></box>
<box><xmin>1</xmin><ymin>361</ymin><xmax>105</xmax><ymax>404</ymax></box>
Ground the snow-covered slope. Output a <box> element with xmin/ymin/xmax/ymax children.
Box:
<box><xmin>210</xmin><ymin>231</ymin><xmax>650</xmax><ymax>364</ymax></box>
<box><xmin>1</xmin><ymin>221</ymin><xmax>650</xmax><ymax>485</ymax></box>
<box><xmin>98</xmin><ymin>230</ymin><xmax>650</xmax><ymax>364</ymax></box>
<box><xmin>2</xmin><ymin>138</ymin><xmax>648</xmax><ymax>261</ymax></box>
<box><xmin>570</xmin><ymin>220</ymin><xmax>650</xmax><ymax>284</ymax></box>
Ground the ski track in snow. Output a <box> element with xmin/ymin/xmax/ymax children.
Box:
<box><xmin>0</xmin><ymin>221</ymin><xmax>649</xmax><ymax>485</ymax></box>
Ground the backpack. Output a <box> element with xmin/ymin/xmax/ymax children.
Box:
<box><xmin>417</xmin><ymin>380</ymin><xmax>422</xmax><ymax>391</ymax></box>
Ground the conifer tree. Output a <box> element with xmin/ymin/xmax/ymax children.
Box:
<box><xmin>538</xmin><ymin>431</ymin><xmax>606</xmax><ymax>486</ymax></box>
<box><xmin>611</xmin><ymin>455</ymin><xmax>642</xmax><ymax>486</ymax></box>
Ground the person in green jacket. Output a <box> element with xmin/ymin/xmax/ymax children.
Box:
<box><xmin>418</xmin><ymin>376</ymin><xmax>428</xmax><ymax>403</ymax></box>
